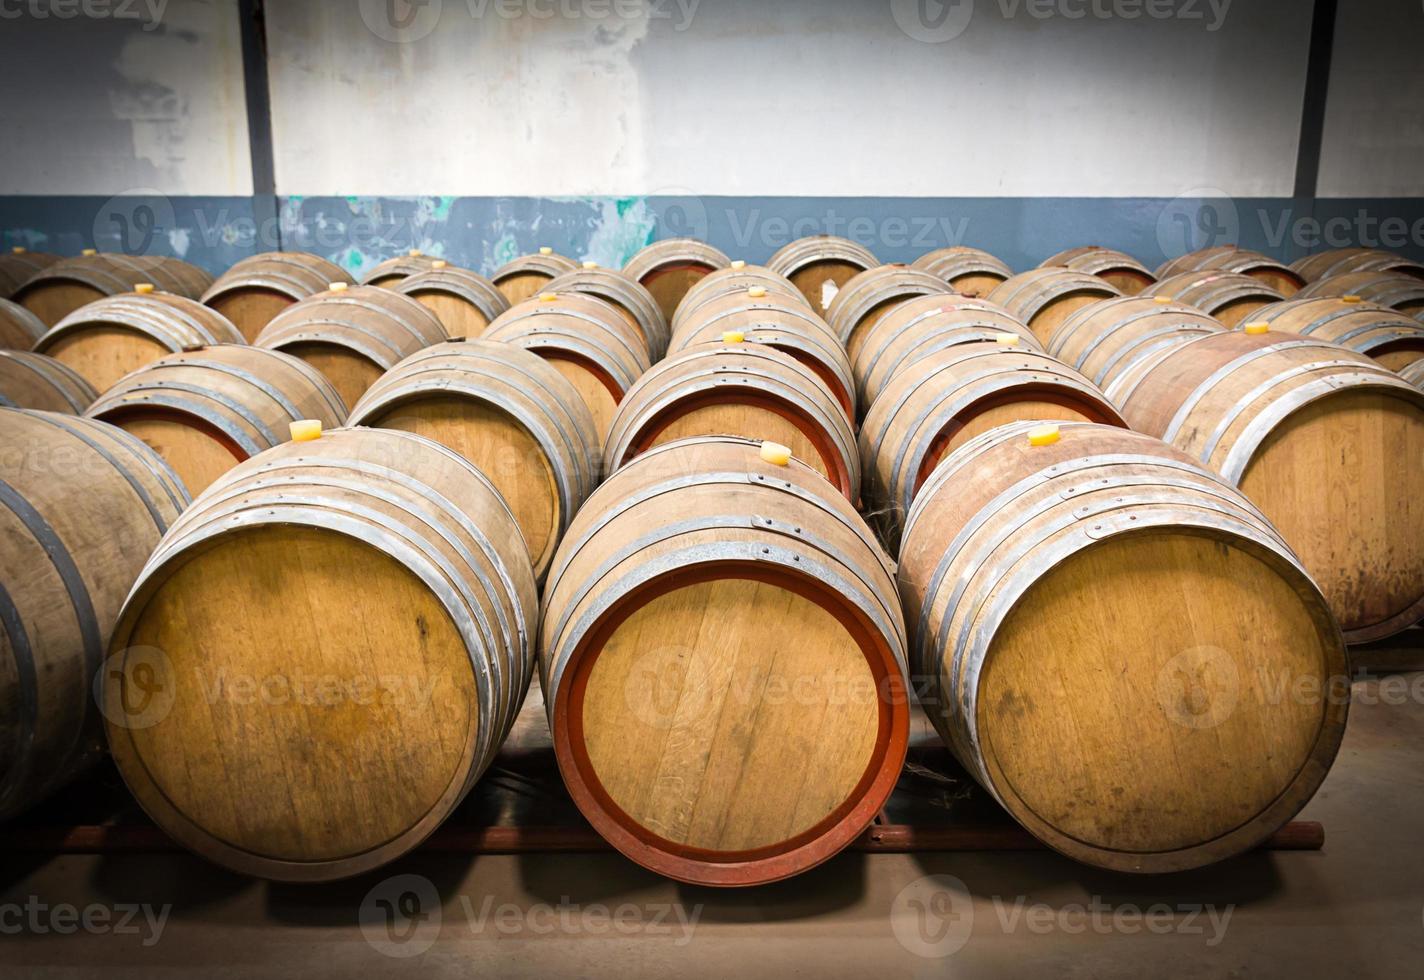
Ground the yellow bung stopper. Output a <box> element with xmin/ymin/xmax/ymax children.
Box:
<box><xmin>538</xmin><ymin>246</ymin><xmax>553</xmax><ymax>255</ymax></box>
<box><xmin>731</xmin><ymin>259</ymin><xmax>746</xmax><ymax>269</ymax></box>
<box><xmin>289</xmin><ymin>419</ymin><xmax>323</xmax><ymax>442</ymax></box>
<box><xmin>747</xmin><ymin>286</ymin><xmax>767</xmax><ymax>298</ymax></box>
<box><xmin>10</xmin><ymin>246</ymin><xmax>24</xmax><ymax>254</ymax></box>
<box><xmin>582</xmin><ymin>260</ymin><xmax>598</xmax><ymax>269</ymax></box>
<box><xmin>1153</xmin><ymin>295</ymin><xmax>1172</xmax><ymax>304</ymax></box>
<box><xmin>1027</xmin><ymin>423</ymin><xmax>1061</xmax><ymax>447</ymax></box>
<box><xmin>328</xmin><ymin>281</ymin><xmax>348</xmax><ymax>292</ymax></box>
<box><xmin>408</xmin><ymin>249</ymin><xmax>422</xmax><ymax>257</ymax></box>
<box><xmin>134</xmin><ymin>282</ymin><xmax>155</xmax><ymax>294</ymax></box>
<box><xmin>759</xmin><ymin>441</ymin><xmax>792</xmax><ymax>466</ymax></box>
<box><xmin>994</xmin><ymin>332</ymin><xmax>1020</xmax><ymax>346</ymax></box>
<box><xmin>1341</xmin><ymin>294</ymin><xmax>1362</xmax><ymax>304</ymax></box>
<box><xmin>540</xmin><ymin>292</ymin><xmax>559</xmax><ymax>302</ymax></box>
<box><xmin>81</xmin><ymin>248</ymin><xmax>97</xmax><ymax>256</ymax></box>
<box><xmin>181</xmin><ymin>343</ymin><xmax>205</xmax><ymax>353</ymax></box>
<box><xmin>1243</xmin><ymin>321</ymin><xmax>1269</xmax><ymax>335</ymax></box>
<box><xmin>722</xmin><ymin>330</ymin><xmax>745</xmax><ymax>344</ymax></box>
<box><xmin>432</xmin><ymin>259</ymin><xmax>447</xmax><ymax>269</ymax></box>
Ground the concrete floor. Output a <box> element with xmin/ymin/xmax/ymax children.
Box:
<box><xmin>2</xmin><ymin>668</ymin><xmax>1422</xmax><ymax>979</ymax></box>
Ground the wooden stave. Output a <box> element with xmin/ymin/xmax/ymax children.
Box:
<box><xmin>544</xmin><ymin>268</ymin><xmax>669</xmax><ymax>361</ymax></box>
<box><xmin>1400</xmin><ymin>359</ymin><xmax>1424</xmax><ymax>389</ymax></box>
<box><xmin>202</xmin><ymin>252</ymin><xmax>354</xmax><ymax>303</ymax></box>
<box><xmin>0</xmin><ymin>250</ymin><xmax>62</xmax><ymax>299</ymax></box>
<box><xmin>359</xmin><ymin>253</ymin><xmax>444</xmax><ymax>285</ymax></box>
<box><xmin>621</xmin><ymin>239</ymin><xmax>732</xmax><ymax>319</ymax></box>
<box><xmin>860</xmin><ymin>343</ymin><xmax>1126</xmax><ymax>535</ymax></box>
<box><xmin>897</xmin><ymin>419</ymin><xmax>1347</xmax><ymax>873</ymax></box>
<box><xmin>491</xmin><ymin>253</ymin><xmax>580</xmax><ymax>303</ymax></box>
<box><xmin>16</xmin><ymin>254</ymin><xmax>214</xmax><ymax>325</ymax></box>
<box><xmin>1158</xmin><ymin>246</ymin><xmax>1302</xmax><ymax>292</ymax></box>
<box><xmin>1248</xmin><ymin>297</ymin><xmax>1424</xmax><ymax>368</ymax></box>
<box><xmin>0</xmin><ymin>408</ymin><xmax>189</xmax><ymax>818</ymax></box>
<box><xmin>0</xmin><ymin>298</ymin><xmax>47</xmax><ymax>349</ymax></box>
<box><xmin>390</xmin><ymin>266</ymin><xmax>511</xmax><ymax>339</ymax></box>
<box><xmin>911</xmin><ymin>247</ymin><xmax>1013</xmax><ymax>290</ymax></box>
<box><xmin>604</xmin><ymin>345</ymin><xmax>861</xmax><ymax>501</ymax></box>
<box><xmin>539</xmin><ymin>435</ymin><xmax>909</xmax><ymax>886</ymax></box>
<box><xmin>0</xmin><ymin>351</ymin><xmax>98</xmax><ymax>413</ymax></box>
<box><xmin>1041</xmin><ymin>246</ymin><xmax>1156</xmax><ymax>293</ymax></box>
<box><xmin>484</xmin><ymin>294</ymin><xmax>652</xmax><ymax>390</ymax></box>
<box><xmin>347</xmin><ymin>339</ymin><xmax>601</xmax><ymax>580</ymax></box>
<box><xmin>1117</xmin><ymin>329</ymin><xmax>1424</xmax><ymax>641</ymax></box>
<box><xmin>671</xmin><ymin>265</ymin><xmax>810</xmax><ymax>336</ymax></box>
<box><xmin>986</xmin><ymin>267</ymin><xmax>1123</xmax><ymax>341</ymax></box>
<box><xmin>102</xmin><ymin>427</ymin><xmax>537</xmax><ymax>882</ymax></box>
<box><xmin>1296</xmin><ymin>271</ymin><xmax>1424</xmax><ymax>312</ymax></box>
<box><xmin>669</xmin><ymin>294</ymin><xmax>855</xmax><ymax>420</ymax></box>
<box><xmin>765</xmin><ymin>236</ymin><xmax>880</xmax><ymax>315</ymax></box>
<box><xmin>1141</xmin><ymin>270</ymin><xmax>1286</xmax><ymax>325</ymax></box>
<box><xmin>853</xmin><ymin>293</ymin><xmax>1041</xmax><ymax>409</ymax></box>
<box><xmin>1291</xmin><ymin>248</ymin><xmax>1424</xmax><ymax>283</ymax></box>
<box><xmin>1047</xmin><ymin>296</ymin><xmax>1228</xmax><ymax>390</ymax></box>
<box><xmin>826</xmin><ymin>266</ymin><xmax>952</xmax><ymax>356</ymax></box>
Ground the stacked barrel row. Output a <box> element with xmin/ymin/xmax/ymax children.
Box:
<box><xmin>3</xmin><ymin>235</ymin><xmax>1421</xmax><ymax>889</ymax></box>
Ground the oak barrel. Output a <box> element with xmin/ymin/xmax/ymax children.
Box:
<box><xmin>0</xmin><ymin>408</ymin><xmax>188</xmax><ymax>818</ymax></box>
<box><xmin>622</xmin><ymin>238</ymin><xmax>730</xmax><ymax>323</ymax></box>
<box><xmin>1291</xmin><ymin>248</ymin><xmax>1424</xmax><ymax>283</ymax></box>
<box><xmin>1047</xmin><ymin>295</ymin><xmax>1227</xmax><ymax>391</ymax></box>
<box><xmin>828</xmin><ymin>265</ymin><xmax>951</xmax><ymax>363</ymax></box>
<box><xmin>1141</xmin><ymin>270</ymin><xmax>1286</xmax><ymax>326</ymax></box>
<box><xmin>1401</xmin><ymin>359</ymin><xmax>1424</xmax><ymax>389</ymax></box>
<box><xmin>671</xmin><ymin>263</ymin><xmax>810</xmax><ymax>337</ymax></box>
<box><xmin>605</xmin><ymin>345</ymin><xmax>860</xmax><ymax>501</ymax></box>
<box><xmin>1157</xmin><ymin>246</ymin><xmax>1303</xmax><ymax>295</ymax></box>
<box><xmin>16</xmin><ymin>254</ymin><xmax>212</xmax><ymax>327</ymax></box>
<box><xmin>1247</xmin><ymin>296</ymin><xmax>1424</xmax><ymax>371</ymax></box>
<box><xmin>540</xmin><ymin>435</ymin><xmax>909</xmax><ymax>885</ymax></box>
<box><xmin>1041</xmin><ymin>246</ymin><xmax>1156</xmax><ymax>295</ymax></box>
<box><xmin>1296</xmin><ymin>271</ymin><xmax>1424</xmax><ymax>316</ymax></box>
<box><xmin>911</xmin><ymin>246</ymin><xmax>1013</xmax><ymax>298</ymax></box>
<box><xmin>860</xmin><ymin>343</ymin><xmax>1126</xmax><ymax>539</ymax></box>
<box><xmin>0</xmin><ymin>297</ymin><xmax>47</xmax><ymax>349</ymax></box>
<box><xmin>0</xmin><ymin>351</ymin><xmax>97</xmax><ymax>413</ymax></box>
<box><xmin>348</xmin><ymin>339</ymin><xmax>600</xmax><ymax>580</ymax></box>
<box><xmin>898</xmin><ymin>420</ymin><xmax>1347</xmax><ymax>872</ymax></box>
<box><xmin>483</xmin><ymin>293</ymin><xmax>651</xmax><ymax>442</ymax></box>
<box><xmin>765</xmin><ymin>235</ymin><xmax>879</xmax><ymax>315</ymax></box>
<box><xmin>34</xmin><ymin>290</ymin><xmax>245</xmax><ymax>393</ymax></box>
<box><xmin>0</xmin><ymin>248</ymin><xmax>61</xmax><ymax>299</ymax></box>
<box><xmin>102</xmin><ymin>427</ymin><xmax>537</xmax><ymax>881</ymax></box>
<box><xmin>545</xmin><ymin>266</ymin><xmax>669</xmax><ymax>361</ymax></box>
<box><xmin>491</xmin><ymin>251</ymin><xmax>579</xmax><ymax>305</ymax></box>
<box><xmin>359</xmin><ymin>250</ymin><xmax>444</xmax><ymax>286</ymax></box>
<box><xmin>389</xmin><ymin>263</ymin><xmax>510</xmax><ymax>340</ymax></box>
<box><xmin>1118</xmin><ymin>329</ymin><xmax>1424</xmax><ymax>641</ymax></box>
<box><xmin>253</xmin><ymin>284</ymin><xmax>446</xmax><ymax>410</ymax></box>
<box><xmin>85</xmin><ymin>345</ymin><xmax>348</xmax><ymax>495</ymax></box>
<box><xmin>987</xmin><ymin>267</ymin><xmax>1123</xmax><ymax>343</ymax></box>
<box><xmin>201</xmin><ymin>252</ymin><xmax>354</xmax><ymax>342</ymax></box>
<box><xmin>852</xmin><ymin>293</ymin><xmax>1041</xmax><ymax>410</ymax></box>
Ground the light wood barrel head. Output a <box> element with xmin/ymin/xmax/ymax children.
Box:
<box><xmin>0</xmin><ymin>351</ymin><xmax>97</xmax><ymax>412</ymax></box>
<box><xmin>623</xmin><ymin>239</ymin><xmax>731</xmax><ymax>322</ymax></box>
<box><xmin>278</xmin><ymin>342</ymin><xmax>381</xmax><ymax>412</ymax></box>
<box><xmin>392</xmin><ymin>266</ymin><xmax>510</xmax><ymax>341</ymax></box>
<box><xmin>19</xmin><ymin>281</ymin><xmax>106</xmax><ymax>328</ymax></box>
<box><xmin>492</xmin><ymin>253</ymin><xmax>579</xmax><ymax>305</ymax></box>
<box><xmin>41</xmin><ymin>327</ymin><xmax>170</xmax><ymax>394</ymax></box>
<box><xmin>765</xmin><ymin>236</ymin><xmax>879</xmax><ymax>314</ymax></box>
<box><xmin>978</xmin><ymin>528</ymin><xmax>1345</xmax><ymax>871</ymax></box>
<box><xmin>207</xmin><ymin>290</ymin><xmax>294</xmax><ymax>342</ymax></box>
<box><xmin>108</xmin><ymin>524</ymin><xmax>479</xmax><ymax>875</ymax></box>
<box><xmin>988</xmin><ymin>267</ymin><xmax>1123</xmax><ymax>344</ymax></box>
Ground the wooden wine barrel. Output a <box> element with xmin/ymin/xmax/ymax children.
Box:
<box><xmin>0</xmin><ymin>409</ymin><xmax>188</xmax><ymax>819</ymax></box>
<box><xmin>671</xmin><ymin>263</ymin><xmax>810</xmax><ymax>337</ymax></box>
<box><xmin>348</xmin><ymin>339</ymin><xmax>600</xmax><ymax>581</ymax></box>
<box><xmin>911</xmin><ymin>246</ymin><xmax>1013</xmax><ymax>298</ymax></box>
<box><xmin>0</xmin><ymin>351</ymin><xmax>97</xmax><ymax>413</ymax></box>
<box><xmin>898</xmin><ymin>420</ymin><xmax>1347</xmax><ymax>872</ymax></box>
<box><xmin>102</xmin><ymin>427</ymin><xmax>537</xmax><ymax>882</ymax></box>
<box><xmin>545</xmin><ymin>267</ymin><xmax>669</xmax><ymax>361</ymax></box>
<box><xmin>1047</xmin><ymin>296</ymin><xmax>1227</xmax><ymax>392</ymax></box>
<box><xmin>852</xmin><ymin>293</ymin><xmax>1041</xmax><ymax>410</ymax></box>
<box><xmin>1248</xmin><ymin>296</ymin><xmax>1424</xmax><ymax>371</ymax></box>
<box><xmin>828</xmin><ymin>265</ymin><xmax>952</xmax><ymax>363</ymax></box>
<box><xmin>987</xmin><ymin>267</ymin><xmax>1123</xmax><ymax>343</ymax></box>
<box><xmin>1401</xmin><ymin>359</ymin><xmax>1424</xmax><ymax>389</ymax></box>
<box><xmin>253</xmin><ymin>284</ymin><xmax>446</xmax><ymax>410</ymax></box>
<box><xmin>1118</xmin><ymin>329</ymin><xmax>1424</xmax><ymax>641</ymax></box>
<box><xmin>540</xmin><ymin>435</ymin><xmax>909</xmax><ymax>886</ymax></box>
<box><xmin>201</xmin><ymin>252</ymin><xmax>354</xmax><ymax>342</ymax></box>
<box><xmin>1292</xmin><ymin>248</ymin><xmax>1424</xmax><ymax>283</ymax></box>
<box><xmin>0</xmin><ymin>297</ymin><xmax>46</xmax><ymax>349</ymax></box>
<box><xmin>0</xmin><ymin>248</ymin><xmax>61</xmax><ymax>299</ymax></box>
<box><xmin>622</xmin><ymin>238</ymin><xmax>731</xmax><ymax>323</ymax></box>
<box><xmin>605</xmin><ymin>346</ymin><xmax>860</xmax><ymax>501</ymax></box>
<box><xmin>860</xmin><ymin>343</ymin><xmax>1126</xmax><ymax>539</ymax></box>
<box><xmin>84</xmin><ymin>345</ymin><xmax>348</xmax><ymax>495</ymax></box>
<box><xmin>668</xmin><ymin>293</ymin><xmax>855</xmax><ymax>420</ymax></box>
<box><xmin>1158</xmin><ymin>246</ymin><xmax>1303</xmax><ymax>295</ymax></box>
<box><xmin>765</xmin><ymin>236</ymin><xmax>879</xmax><ymax>315</ymax></box>
<box><xmin>1296</xmin><ymin>271</ymin><xmax>1424</xmax><ymax>316</ymax></box>
<box><xmin>389</xmin><ymin>263</ymin><xmax>510</xmax><ymax>340</ymax></box>
<box><xmin>15</xmin><ymin>254</ymin><xmax>213</xmax><ymax>327</ymax></box>
<box><xmin>483</xmin><ymin>293</ymin><xmax>651</xmax><ymax>442</ymax></box>
<box><xmin>359</xmin><ymin>250</ymin><xmax>444</xmax><ymax>286</ymax></box>
<box><xmin>34</xmin><ymin>290</ymin><xmax>245</xmax><ymax>394</ymax></box>
<box><xmin>1041</xmin><ymin>246</ymin><xmax>1156</xmax><ymax>294</ymax></box>
<box><xmin>491</xmin><ymin>251</ymin><xmax>579</xmax><ymax>305</ymax></box>
<box><xmin>1141</xmin><ymin>270</ymin><xmax>1285</xmax><ymax>326</ymax></box>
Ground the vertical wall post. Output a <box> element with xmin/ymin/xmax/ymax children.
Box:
<box><xmin>238</xmin><ymin>0</ymin><xmax>280</xmax><ymax>252</ymax></box>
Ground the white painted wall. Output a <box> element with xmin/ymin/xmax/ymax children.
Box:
<box><xmin>1317</xmin><ymin>0</ymin><xmax>1424</xmax><ymax>198</ymax></box>
<box><xmin>0</xmin><ymin>0</ymin><xmax>252</xmax><ymax>196</ymax></box>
